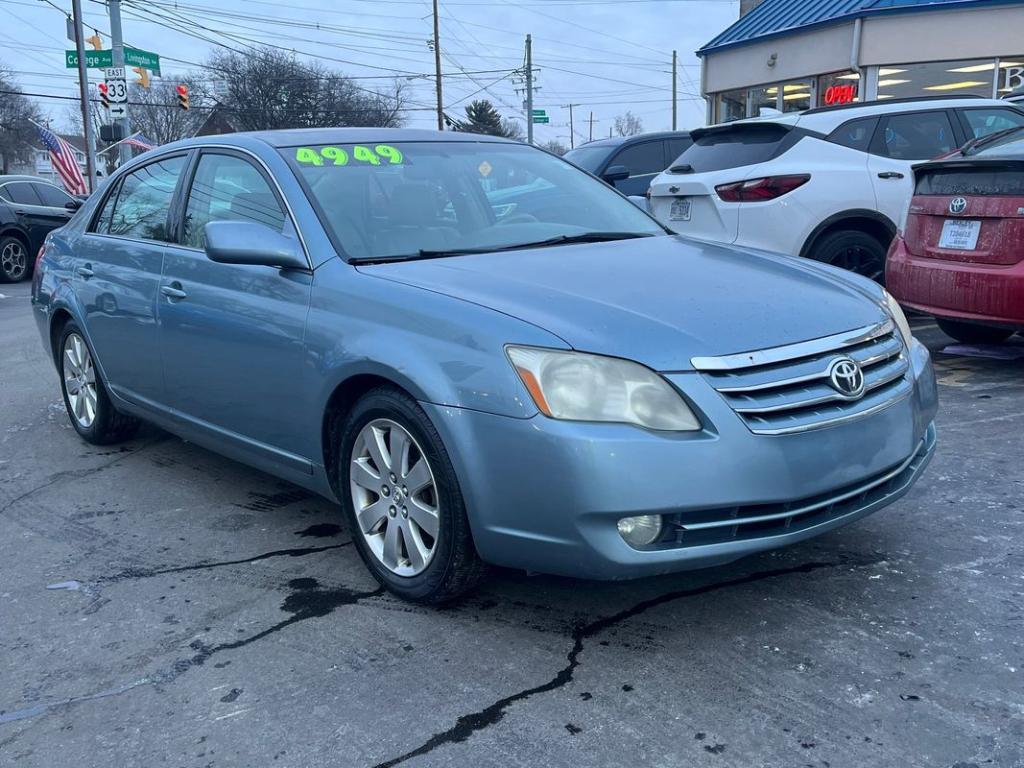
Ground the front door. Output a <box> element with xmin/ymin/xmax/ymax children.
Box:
<box><xmin>72</xmin><ymin>154</ymin><xmax>189</xmax><ymax>405</ymax></box>
<box><xmin>0</xmin><ymin>181</ymin><xmax>72</xmax><ymax>252</ymax></box>
<box><xmin>158</xmin><ymin>150</ymin><xmax>314</xmax><ymax>472</ymax></box>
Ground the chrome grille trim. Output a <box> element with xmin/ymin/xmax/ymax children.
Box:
<box><xmin>691</xmin><ymin>320</ymin><xmax>893</xmax><ymax>371</ymax></box>
<box><xmin>742</xmin><ymin>385</ymin><xmax>912</xmax><ymax>436</ymax></box>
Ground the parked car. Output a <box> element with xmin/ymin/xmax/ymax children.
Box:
<box><xmin>564</xmin><ymin>131</ymin><xmax>692</xmax><ymax>196</ymax></box>
<box><xmin>887</xmin><ymin>126</ymin><xmax>1024</xmax><ymax>343</ymax></box>
<box><xmin>648</xmin><ymin>96</ymin><xmax>1024</xmax><ymax>282</ymax></box>
<box><xmin>0</xmin><ymin>176</ymin><xmax>82</xmax><ymax>283</ymax></box>
<box><xmin>1003</xmin><ymin>86</ymin><xmax>1024</xmax><ymax>105</ymax></box>
<box><xmin>32</xmin><ymin>129</ymin><xmax>937</xmax><ymax>603</ymax></box>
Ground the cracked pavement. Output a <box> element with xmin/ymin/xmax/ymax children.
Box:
<box><xmin>2</xmin><ymin>281</ymin><xmax>1022</xmax><ymax>767</ymax></box>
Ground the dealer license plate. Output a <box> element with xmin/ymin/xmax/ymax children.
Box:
<box><xmin>670</xmin><ymin>198</ymin><xmax>691</xmax><ymax>222</ymax></box>
<box><xmin>938</xmin><ymin>219</ymin><xmax>980</xmax><ymax>250</ymax></box>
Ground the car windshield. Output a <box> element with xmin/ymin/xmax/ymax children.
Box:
<box><xmin>562</xmin><ymin>145</ymin><xmax>612</xmax><ymax>173</ymax></box>
<box><xmin>282</xmin><ymin>140</ymin><xmax>662</xmax><ymax>262</ymax></box>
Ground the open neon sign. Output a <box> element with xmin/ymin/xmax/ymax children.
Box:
<box><xmin>824</xmin><ymin>84</ymin><xmax>857</xmax><ymax>105</ymax></box>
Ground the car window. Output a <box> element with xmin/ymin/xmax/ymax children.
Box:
<box><xmin>92</xmin><ymin>179</ymin><xmax>121</xmax><ymax>234</ymax></box>
<box><xmin>608</xmin><ymin>141</ymin><xmax>666</xmax><ymax>176</ymax></box>
<box><xmin>666</xmin><ymin>137</ymin><xmax>692</xmax><ymax>165</ymax></box>
<box><xmin>827</xmin><ymin>117</ymin><xmax>878</xmax><ymax>151</ymax></box>
<box><xmin>562</xmin><ymin>145</ymin><xmax>612</xmax><ymax>174</ymax></box>
<box><xmin>183</xmin><ymin>153</ymin><xmax>289</xmax><ymax>249</ymax></box>
<box><xmin>283</xmin><ymin>141</ymin><xmax>663</xmax><ymax>261</ymax></box>
<box><xmin>107</xmin><ymin>156</ymin><xmax>187</xmax><ymax>241</ymax></box>
<box><xmin>0</xmin><ymin>182</ymin><xmax>43</xmax><ymax>205</ymax></box>
<box><xmin>32</xmin><ymin>183</ymin><xmax>75</xmax><ymax>208</ymax></box>
<box><xmin>877</xmin><ymin>111</ymin><xmax>956</xmax><ymax>160</ymax></box>
<box><xmin>674</xmin><ymin>124</ymin><xmax>792</xmax><ymax>172</ymax></box>
<box><xmin>960</xmin><ymin>107</ymin><xmax>1024</xmax><ymax>139</ymax></box>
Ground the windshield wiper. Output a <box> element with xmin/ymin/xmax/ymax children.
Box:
<box><xmin>961</xmin><ymin>125</ymin><xmax>1024</xmax><ymax>156</ymax></box>
<box><xmin>351</xmin><ymin>232</ymin><xmax>658</xmax><ymax>264</ymax></box>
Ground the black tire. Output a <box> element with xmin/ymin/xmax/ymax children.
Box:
<box><xmin>809</xmin><ymin>229</ymin><xmax>888</xmax><ymax>284</ymax></box>
<box><xmin>338</xmin><ymin>386</ymin><xmax>484</xmax><ymax>604</ymax></box>
<box><xmin>0</xmin><ymin>235</ymin><xmax>30</xmax><ymax>283</ymax></box>
<box><xmin>936</xmin><ymin>318</ymin><xmax>1015</xmax><ymax>345</ymax></box>
<box><xmin>57</xmin><ymin>321</ymin><xmax>141</xmax><ymax>445</ymax></box>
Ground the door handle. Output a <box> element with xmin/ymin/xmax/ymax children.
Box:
<box><xmin>14</xmin><ymin>209</ymin><xmax>26</xmax><ymax>215</ymax></box>
<box><xmin>76</xmin><ymin>264</ymin><xmax>94</xmax><ymax>279</ymax></box>
<box><xmin>877</xmin><ymin>171</ymin><xmax>904</xmax><ymax>179</ymax></box>
<box><xmin>161</xmin><ymin>283</ymin><xmax>187</xmax><ymax>300</ymax></box>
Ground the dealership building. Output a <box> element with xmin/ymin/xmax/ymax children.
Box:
<box><xmin>698</xmin><ymin>0</ymin><xmax>1024</xmax><ymax>123</ymax></box>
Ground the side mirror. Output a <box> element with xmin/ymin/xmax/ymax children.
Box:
<box><xmin>64</xmin><ymin>199</ymin><xmax>83</xmax><ymax>211</ymax></box>
<box><xmin>601</xmin><ymin>164</ymin><xmax>630</xmax><ymax>183</ymax></box>
<box><xmin>204</xmin><ymin>221</ymin><xmax>308</xmax><ymax>270</ymax></box>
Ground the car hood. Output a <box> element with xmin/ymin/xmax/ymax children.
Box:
<box><xmin>356</xmin><ymin>235</ymin><xmax>887</xmax><ymax>371</ymax></box>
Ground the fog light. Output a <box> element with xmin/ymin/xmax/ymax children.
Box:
<box><xmin>617</xmin><ymin>515</ymin><xmax>663</xmax><ymax>548</ymax></box>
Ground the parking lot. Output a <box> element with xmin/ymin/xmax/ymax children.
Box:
<box><xmin>1</xmin><ymin>278</ymin><xmax>1022</xmax><ymax>768</ymax></box>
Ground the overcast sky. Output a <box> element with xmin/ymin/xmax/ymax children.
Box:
<box><xmin>2</xmin><ymin>0</ymin><xmax>739</xmax><ymax>145</ymax></box>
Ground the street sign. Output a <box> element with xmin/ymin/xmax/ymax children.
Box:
<box><xmin>531</xmin><ymin>109</ymin><xmax>547</xmax><ymax>117</ymax></box>
<box><xmin>67</xmin><ymin>46</ymin><xmax>160</xmax><ymax>74</ymax></box>
<box><xmin>109</xmin><ymin>103</ymin><xmax>128</xmax><ymax>120</ymax></box>
<box><xmin>532</xmin><ymin>116</ymin><xmax>550</xmax><ymax>124</ymax></box>
<box><xmin>105</xmin><ymin>68</ymin><xmax>128</xmax><ymax>104</ymax></box>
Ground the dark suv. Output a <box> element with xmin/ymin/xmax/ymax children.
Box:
<box><xmin>564</xmin><ymin>131</ymin><xmax>692</xmax><ymax>197</ymax></box>
<box><xmin>0</xmin><ymin>176</ymin><xmax>81</xmax><ymax>282</ymax></box>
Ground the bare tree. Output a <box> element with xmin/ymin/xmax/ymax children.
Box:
<box><xmin>0</xmin><ymin>65</ymin><xmax>44</xmax><ymax>174</ymax></box>
<box><xmin>204</xmin><ymin>48</ymin><xmax>406</xmax><ymax>131</ymax></box>
<box><xmin>540</xmin><ymin>139</ymin><xmax>568</xmax><ymax>156</ymax></box>
<box><xmin>614</xmin><ymin>111</ymin><xmax>644</xmax><ymax>137</ymax></box>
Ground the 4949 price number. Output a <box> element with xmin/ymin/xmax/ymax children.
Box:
<box><xmin>295</xmin><ymin>144</ymin><xmax>404</xmax><ymax>167</ymax></box>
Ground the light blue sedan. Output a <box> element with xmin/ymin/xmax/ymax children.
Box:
<box><xmin>32</xmin><ymin>129</ymin><xmax>937</xmax><ymax>603</ymax></box>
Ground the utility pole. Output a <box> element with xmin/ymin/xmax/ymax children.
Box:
<box><xmin>432</xmin><ymin>0</ymin><xmax>444</xmax><ymax>130</ymax></box>
<box><xmin>107</xmin><ymin>0</ymin><xmax>130</xmax><ymax>165</ymax></box>
<box><xmin>672</xmin><ymin>50</ymin><xmax>678</xmax><ymax>130</ymax></box>
<box><xmin>588</xmin><ymin>111</ymin><xmax>595</xmax><ymax>142</ymax></box>
<box><xmin>525</xmin><ymin>34</ymin><xmax>534</xmax><ymax>145</ymax></box>
<box><xmin>562</xmin><ymin>103</ymin><xmax>580</xmax><ymax>148</ymax></box>
<box><xmin>70</xmin><ymin>0</ymin><xmax>97</xmax><ymax>192</ymax></box>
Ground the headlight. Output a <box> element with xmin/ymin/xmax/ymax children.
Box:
<box><xmin>882</xmin><ymin>290</ymin><xmax>914</xmax><ymax>348</ymax></box>
<box><xmin>506</xmin><ymin>346</ymin><xmax>701</xmax><ymax>431</ymax></box>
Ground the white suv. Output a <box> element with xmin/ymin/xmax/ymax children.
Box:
<box><xmin>649</xmin><ymin>96</ymin><xmax>1024</xmax><ymax>281</ymax></box>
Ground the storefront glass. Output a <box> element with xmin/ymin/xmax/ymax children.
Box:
<box><xmin>877</xmin><ymin>59</ymin><xmax>1005</xmax><ymax>99</ymax></box>
<box><xmin>817</xmin><ymin>71</ymin><xmax>859</xmax><ymax>106</ymax></box>
<box><xmin>778</xmin><ymin>81</ymin><xmax>812</xmax><ymax>112</ymax></box>
<box><xmin>749</xmin><ymin>85</ymin><xmax>776</xmax><ymax>116</ymax></box>
<box><xmin>717</xmin><ymin>89</ymin><xmax>746</xmax><ymax>123</ymax></box>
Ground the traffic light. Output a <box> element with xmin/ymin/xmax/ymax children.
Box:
<box><xmin>176</xmin><ymin>84</ymin><xmax>189</xmax><ymax>110</ymax></box>
<box><xmin>85</xmin><ymin>32</ymin><xmax>102</xmax><ymax>51</ymax></box>
<box><xmin>98</xmin><ymin>82</ymin><xmax>110</xmax><ymax>110</ymax></box>
<box><xmin>133</xmin><ymin>66</ymin><xmax>150</xmax><ymax>89</ymax></box>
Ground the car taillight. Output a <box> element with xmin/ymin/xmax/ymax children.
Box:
<box><xmin>35</xmin><ymin>243</ymin><xmax>47</xmax><ymax>273</ymax></box>
<box><xmin>715</xmin><ymin>174</ymin><xmax>810</xmax><ymax>202</ymax></box>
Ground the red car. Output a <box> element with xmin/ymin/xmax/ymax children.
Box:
<box><xmin>887</xmin><ymin>127</ymin><xmax>1024</xmax><ymax>344</ymax></box>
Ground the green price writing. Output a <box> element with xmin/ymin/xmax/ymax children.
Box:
<box><xmin>295</xmin><ymin>144</ymin><xmax>404</xmax><ymax>167</ymax></box>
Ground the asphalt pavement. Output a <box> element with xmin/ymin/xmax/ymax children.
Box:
<box><xmin>1</xmin><ymin>279</ymin><xmax>1022</xmax><ymax>768</ymax></box>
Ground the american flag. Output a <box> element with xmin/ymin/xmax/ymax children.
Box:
<box><xmin>35</xmin><ymin>124</ymin><xmax>87</xmax><ymax>196</ymax></box>
<box><xmin>123</xmin><ymin>133</ymin><xmax>156</xmax><ymax>151</ymax></box>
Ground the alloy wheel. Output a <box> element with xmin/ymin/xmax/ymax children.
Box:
<box><xmin>349</xmin><ymin>419</ymin><xmax>440</xmax><ymax>577</ymax></box>
<box><xmin>1</xmin><ymin>241</ymin><xmax>27</xmax><ymax>281</ymax></box>
<box><xmin>63</xmin><ymin>333</ymin><xmax>98</xmax><ymax>428</ymax></box>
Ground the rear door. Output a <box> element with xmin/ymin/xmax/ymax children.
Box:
<box><xmin>867</xmin><ymin>110</ymin><xmax>962</xmax><ymax>228</ymax></box>
<box><xmin>159</xmin><ymin>149</ymin><xmax>314</xmax><ymax>473</ymax></box>
<box><xmin>605</xmin><ymin>139</ymin><xmax>667</xmax><ymax>196</ymax></box>
<box><xmin>649</xmin><ymin>123</ymin><xmax>792</xmax><ymax>243</ymax></box>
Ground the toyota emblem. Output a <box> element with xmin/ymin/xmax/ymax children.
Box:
<box><xmin>949</xmin><ymin>197</ymin><xmax>967</xmax><ymax>215</ymax></box>
<box><xmin>827</xmin><ymin>357</ymin><xmax>865</xmax><ymax>399</ymax></box>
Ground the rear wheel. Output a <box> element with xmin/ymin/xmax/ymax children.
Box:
<box><xmin>338</xmin><ymin>386</ymin><xmax>484</xmax><ymax>604</ymax></box>
<box><xmin>809</xmin><ymin>229</ymin><xmax>888</xmax><ymax>283</ymax></box>
<box><xmin>936</xmin><ymin>318</ymin><xmax>1015</xmax><ymax>345</ymax></box>
<box><xmin>58</xmin><ymin>322</ymin><xmax>140</xmax><ymax>444</ymax></box>
<box><xmin>0</xmin><ymin>235</ymin><xmax>29</xmax><ymax>283</ymax></box>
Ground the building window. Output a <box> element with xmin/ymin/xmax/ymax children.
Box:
<box><xmin>818</xmin><ymin>71</ymin><xmax>859</xmax><ymax>107</ymax></box>
<box><xmin>778</xmin><ymin>81</ymin><xmax>812</xmax><ymax>112</ymax></box>
<box><xmin>876</xmin><ymin>59</ymin><xmax>1019</xmax><ymax>100</ymax></box>
<box><xmin>717</xmin><ymin>89</ymin><xmax>746</xmax><ymax>123</ymax></box>
<box><xmin>749</xmin><ymin>85</ymin><xmax>776</xmax><ymax>116</ymax></box>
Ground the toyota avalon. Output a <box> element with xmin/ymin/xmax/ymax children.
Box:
<box><xmin>31</xmin><ymin>129</ymin><xmax>937</xmax><ymax>603</ymax></box>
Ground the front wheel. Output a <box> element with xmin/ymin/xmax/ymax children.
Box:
<box><xmin>0</xmin><ymin>236</ymin><xmax>29</xmax><ymax>283</ymax></box>
<box><xmin>58</xmin><ymin>322</ymin><xmax>140</xmax><ymax>444</ymax></box>
<box><xmin>338</xmin><ymin>386</ymin><xmax>484</xmax><ymax>604</ymax></box>
<box><xmin>936</xmin><ymin>318</ymin><xmax>1015</xmax><ymax>345</ymax></box>
<box><xmin>809</xmin><ymin>229</ymin><xmax>888</xmax><ymax>283</ymax></box>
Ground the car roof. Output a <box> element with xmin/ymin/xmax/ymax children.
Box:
<box><xmin>708</xmin><ymin>97</ymin><xmax>1018</xmax><ymax>136</ymax></box>
<box><xmin>171</xmin><ymin>128</ymin><xmax>521</xmax><ymax>150</ymax></box>
<box><xmin>570</xmin><ymin>131</ymin><xmax>692</xmax><ymax>150</ymax></box>
<box><xmin>0</xmin><ymin>175</ymin><xmax>61</xmax><ymax>185</ymax></box>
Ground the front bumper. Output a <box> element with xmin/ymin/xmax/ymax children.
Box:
<box><xmin>887</xmin><ymin>236</ymin><xmax>1024</xmax><ymax>329</ymax></box>
<box><xmin>425</xmin><ymin>339</ymin><xmax>938</xmax><ymax>580</ymax></box>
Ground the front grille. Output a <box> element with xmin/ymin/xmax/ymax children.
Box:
<box><xmin>693</xmin><ymin>321</ymin><xmax>911</xmax><ymax>435</ymax></box>
<box><xmin>656</xmin><ymin>424</ymin><xmax>935</xmax><ymax>549</ymax></box>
